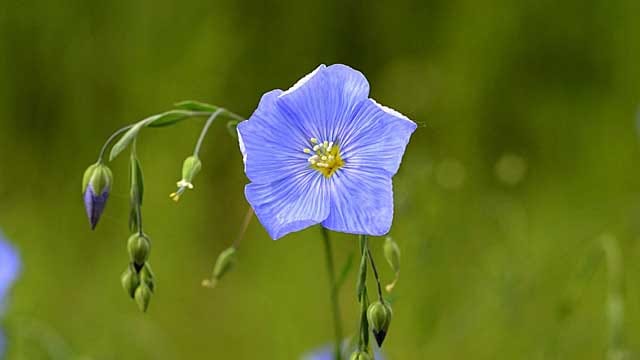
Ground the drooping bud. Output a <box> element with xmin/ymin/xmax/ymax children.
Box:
<box><xmin>349</xmin><ymin>351</ymin><xmax>372</xmax><ymax>360</ymax></box>
<box><xmin>121</xmin><ymin>264</ymin><xmax>140</xmax><ymax>298</ymax></box>
<box><xmin>140</xmin><ymin>262</ymin><xmax>155</xmax><ymax>293</ymax></box>
<box><xmin>202</xmin><ymin>246</ymin><xmax>236</xmax><ymax>288</ymax></box>
<box><xmin>383</xmin><ymin>236</ymin><xmax>401</xmax><ymax>292</ymax></box>
<box><xmin>367</xmin><ymin>300</ymin><xmax>392</xmax><ymax>347</ymax></box>
<box><xmin>127</xmin><ymin>233</ymin><xmax>151</xmax><ymax>266</ymax></box>
<box><xmin>135</xmin><ymin>283</ymin><xmax>152</xmax><ymax>312</ymax></box>
<box><xmin>170</xmin><ymin>156</ymin><xmax>202</xmax><ymax>202</ymax></box>
<box><xmin>82</xmin><ymin>162</ymin><xmax>113</xmax><ymax>230</ymax></box>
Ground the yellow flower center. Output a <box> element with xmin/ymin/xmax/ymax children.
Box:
<box><xmin>303</xmin><ymin>137</ymin><xmax>344</xmax><ymax>178</ymax></box>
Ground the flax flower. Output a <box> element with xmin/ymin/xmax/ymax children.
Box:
<box><xmin>238</xmin><ymin>64</ymin><xmax>416</xmax><ymax>240</ymax></box>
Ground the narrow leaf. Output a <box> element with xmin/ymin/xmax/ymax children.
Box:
<box><xmin>174</xmin><ymin>100</ymin><xmax>219</xmax><ymax>112</ymax></box>
<box><xmin>147</xmin><ymin>110</ymin><xmax>195</xmax><ymax>128</ymax></box>
<box><xmin>109</xmin><ymin>121</ymin><xmax>148</xmax><ymax>161</ymax></box>
<box><xmin>129</xmin><ymin>154</ymin><xmax>144</xmax><ymax>206</ymax></box>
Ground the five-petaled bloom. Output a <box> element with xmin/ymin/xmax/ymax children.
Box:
<box><xmin>0</xmin><ymin>229</ymin><xmax>21</xmax><ymax>357</ymax></box>
<box><xmin>238</xmin><ymin>64</ymin><xmax>417</xmax><ymax>240</ymax></box>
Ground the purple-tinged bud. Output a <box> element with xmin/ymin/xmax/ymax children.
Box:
<box><xmin>82</xmin><ymin>162</ymin><xmax>113</xmax><ymax>230</ymax></box>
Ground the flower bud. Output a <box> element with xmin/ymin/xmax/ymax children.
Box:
<box><xmin>367</xmin><ymin>300</ymin><xmax>392</xmax><ymax>347</ymax></box>
<box><xmin>202</xmin><ymin>246</ymin><xmax>236</xmax><ymax>288</ymax></box>
<box><xmin>135</xmin><ymin>283</ymin><xmax>152</xmax><ymax>312</ymax></box>
<box><xmin>170</xmin><ymin>156</ymin><xmax>202</xmax><ymax>202</ymax></box>
<box><xmin>140</xmin><ymin>262</ymin><xmax>155</xmax><ymax>293</ymax></box>
<box><xmin>121</xmin><ymin>265</ymin><xmax>140</xmax><ymax>298</ymax></box>
<box><xmin>349</xmin><ymin>351</ymin><xmax>372</xmax><ymax>360</ymax></box>
<box><xmin>127</xmin><ymin>233</ymin><xmax>151</xmax><ymax>266</ymax></box>
<box><xmin>82</xmin><ymin>162</ymin><xmax>113</xmax><ymax>230</ymax></box>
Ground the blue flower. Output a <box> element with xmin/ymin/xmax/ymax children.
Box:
<box><xmin>0</xmin><ymin>231</ymin><xmax>20</xmax><ymax>309</ymax></box>
<box><xmin>238</xmin><ymin>64</ymin><xmax>417</xmax><ymax>240</ymax></box>
<box><xmin>0</xmin><ymin>230</ymin><xmax>20</xmax><ymax>358</ymax></box>
<box><xmin>302</xmin><ymin>343</ymin><xmax>385</xmax><ymax>360</ymax></box>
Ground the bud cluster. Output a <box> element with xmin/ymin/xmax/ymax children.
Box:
<box><xmin>122</xmin><ymin>233</ymin><xmax>155</xmax><ymax>312</ymax></box>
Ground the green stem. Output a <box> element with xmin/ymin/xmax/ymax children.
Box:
<box><xmin>321</xmin><ymin>227</ymin><xmax>343</xmax><ymax>360</ymax></box>
<box><xmin>193</xmin><ymin>109</ymin><xmax>224</xmax><ymax>156</ymax></box>
<box><xmin>357</xmin><ymin>235</ymin><xmax>370</xmax><ymax>352</ymax></box>
<box><xmin>97</xmin><ymin>124</ymin><xmax>134</xmax><ymax>162</ymax></box>
<box><xmin>366</xmin><ymin>246</ymin><xmax>384</xmax><ymax>301</ymax></box>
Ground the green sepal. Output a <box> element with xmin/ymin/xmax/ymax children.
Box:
<box><xmin>203</xmin><ymin>247</ymin><xmax>237</xmax><ymax>288</ymax></box>
<box><xmin>349</xmin><ymin>351</ymin><xmax>372</xmax><ymax>360</ymax></box>
<box><xmin>82</xmin><ymin>163</ymin><xmax>98</xmax><ymax>193</ymax></box>
<box><xmin>174</xmin><ymin>100</ymin><xmax>219</xmax><ymax>112</ymax></box>
<box><xmin>121</xmin><ymin>264</ymin><xmax>140</xmax><ymax>299</ymax></box>
<box><xmin>367</xmin><ymin>300</ymin><xmax>392</xmax><ymax>347</ymax></box>
<box><xmin>181</xmin><ymin>156</ymin><xmax>202</xmax><ymax>183</ymax></box>
<box><xmin>140</xmin><ymin>263</ymin><xmax>155</xmax><ymax>293</ymax></box>
<box><xmin>147</xmin><ymin>110</ymin><xmax>193</xmax><ymax>128</ymax></box>
<box><xmin>135</xmin><ymin>283</ymin><xmax>152</xmax><ymax>312</ymax></box>
<box><xmin>128</xmin><ymin>233</ymin><xmax>151</xmax><ymax>266</ymax></box>
<box><xmin>213</xmin><ymin>246</ymin><xmax>237</xmax><ymax>279</ymax></box>
<box><xmin>82</xmin><ymin>162</ymin><xmax>112</xmax><ymax>194</ymax></box>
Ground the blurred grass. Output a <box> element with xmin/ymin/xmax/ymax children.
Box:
<box><xmin>1</xmin><ymin>0</ymin><xmax>640</xmax><ymax>358</ymax></box>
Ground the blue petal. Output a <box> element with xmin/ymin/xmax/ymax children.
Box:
<box><xmin>339</xmin><ymin>99</ymin><xmax>417</xmax><ymax>177</ymax></box>
<box><xmin>238</xmin><ymin>90</ymin><xmax>312</xmax><ymax>184</ymax></box>
<box><xmin>277</xmin><ymin>64</ymin><xmax>370</xmax><ymax>143</ymax></box>
<box><xmin>0</xmin><ymin>230</ymin><xmax>20</xmax><ymax>307</ymax></box>
<box><xmin>245</xmin><ymin>170</ymin><xmax>330</xmax><ymax>240</ymax></box>
<box><xmin>322</xmin><ymin>168</ymin><xmax>394</xmax><ymax>236</ymax></box>
<box><xmin>301</xmin><ymin>343</ymin><xmax>385</xmax><ymax>360</ymax></box>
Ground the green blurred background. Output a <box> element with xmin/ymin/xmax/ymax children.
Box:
<box><xmin>1</xmin><ymin>0</ymin><xmax>640</xmax><ymax>358</ymax></box>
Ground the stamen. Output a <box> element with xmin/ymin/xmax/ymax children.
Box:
<box><xmin>304</xmin><ymin>136</ymin><xmax>344</xmax><ymax>177</ymax></box>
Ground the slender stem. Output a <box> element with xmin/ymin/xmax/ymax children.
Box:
<box><xmin>193</xmin><ymin>109</ymin><xmax>224</xmax><ymax>156</ymax></box>
<box><xmin>357</xmin><ymin>235</ymin><xmax>370</xmax><ymax>351</ymax></box>
<box><xmin>233</xmin><ymin>206</ymin><xmax>254</xmax><ymax>248</ymax></box>
<box><xmin>131</xmin><ymin>139</ymin><xmax>143</xmax><ymax>235</ymax></box>
<box><xmin>221</xmin><ymin>108</ymin><xmax>245</xmax><ymax>122</ymax></box>
<box><xmin>97</xmin><ymin>124</ymin><xmax>134</xmax><ymax>162</ymax></box>
<box><xmin>366</xmin><ymin>246</ymin><xmax>384</xmax><ymax>301</ymax></box>
<box><xmin>321</xmin><ymin>227</ymin><xmax>343</xmax><ymax>360</ymax></box>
